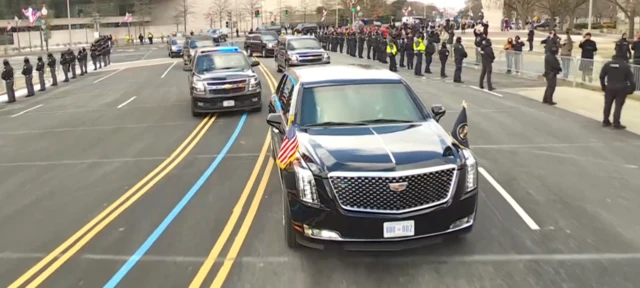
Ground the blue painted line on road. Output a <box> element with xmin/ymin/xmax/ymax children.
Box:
<box><xmin>103</xmin><ymin>113</ymin><xmax>248</xmax><ymax>288</ymax></box>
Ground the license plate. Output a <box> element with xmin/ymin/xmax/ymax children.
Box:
<box><xmin>383</xmin><ymin>220</ymin><xmax>415</xmax><ymax>238</ymax></box>
<box><xmin>223</xmin><ymin>100</ymin><xmax>235</xmax><ymax>107</ymax></box>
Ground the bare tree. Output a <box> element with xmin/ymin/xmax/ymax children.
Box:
<box><xmin>172</xmin><ymin>11</ymin><xmax>183</xmax><ymax>32</ymax></box>
<box><xmin>606</xmin><ymin>0</ymin><xmax>640</xmax><ymax>35</ymax></box>
<box><xmin>365</xmin><ymin>0</ymin><xmax>386</xmax><ymax>18</ymax></box>
<box><xmin>537</xmin><ymin>0</ymin><xmax>587</xmax><ymax>30</ymax></box>
<box><xmin>504</xmin><ymin>0</ymin><xmax>536</xmax><ymax>24</ymax></box>
<box><xmin>298</xmin><ymin>0</ymin><xmax>313</xmax><ymax>22</ymax></box>
<box><xmin>175</xmin><ymin>0</ymin><xmax>194</xmax><ymax>34</ymax></box>
<box><xmin>133</xmin><ymin>0</ymin><xmax>154</xmax><ymax>34</ymax></box>
<box><xmin>243</xmin><ymin>0</ymin><xmax>261</xmax><ymax>29</ymax></box>
<box><xmin>210</xmin><ymin>0</ymin><xmax>229</xmax><ymax>28</ymax></box>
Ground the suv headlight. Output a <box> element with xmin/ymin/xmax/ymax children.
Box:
<box><xmin>248</xmin><ymin>76</ymin><xmax>260</xmax><ymax>90</ymax></box>
<box><xmin>293</xmin><ymin>159</ymin><xmax>319</xmax><ymax>204</ymax></box>
<box><xmin>192</xmin><ymin>80</ymin><xmax>205</xmax><ymax>93</ymax></box>
<box><xmin>461</xmin><ymin>149</ymin><xmax>478</xmax><ymax>192</ymax></box>
<box><xmin>288</xmin><ymin>53</ymin><xmax>298</xmax><ymax>62</ymax></box>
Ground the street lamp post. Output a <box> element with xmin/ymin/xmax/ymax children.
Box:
<box><xmin>587</xmin><ymin>0</ymin><xmax>593</xmax><ymax>31</ymax></box>
<box><xmin>66</xmin><ymin>0</ymin><xmax>72</xmax><ymax>45</ymax></box>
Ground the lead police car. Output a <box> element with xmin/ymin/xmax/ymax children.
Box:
<box><xmin>188</xmin><ymin>47</ymin><xmax>262</xmax><ymax>116</ymax></box>
<box><xmin>267</xmin><ymin>65</ymin><xmax>478</xmax><ymax>250</ymax></box>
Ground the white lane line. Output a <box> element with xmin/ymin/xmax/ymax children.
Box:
<box><xmin>470</xmin><ymin>85</ymin><xmax>504</xmax><ymax>97</ymax></box>
<box><xmin>93</xmin><ymin>68</ymin><xmax>125</xmax><ymax>84</ymax></box>
<box><xmin>117</xmin><ymin>96</ymin><xmax>137</xmax><ymax>108</ymax></box>
<box><xmin>3</xmin><ymin>252</ymin><xmax>640</xmax><ymax>263</ymax></box>
<box><xmin>140</xmin><ymin>49</ymin><xmax>154</xmax><ymax>60</ymax></box>
<box><xmin>161</xmin><ymin>61</ymin><xmax>178</xmax><ymax>78</ymax></box>
<box><xmin>10</xmin><ymin>104</ymin><xmax>43</xmax><ymax>118</ymax></box>
<box><xmin>479</xmin><ymin>167</ymin><xmax>540</xmax><ymax>230</ymax></box>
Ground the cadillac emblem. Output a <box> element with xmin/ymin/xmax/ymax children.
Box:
<box><xmin>389</xmin><ymin>182</ymin><xmax>408</xmax><ymax>192</ymax></box>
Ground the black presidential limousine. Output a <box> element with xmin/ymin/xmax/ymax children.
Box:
<box><xmin>267</xmin><ymin>65</ymin><xmax>478</xmax><ymax>251</ymax></box>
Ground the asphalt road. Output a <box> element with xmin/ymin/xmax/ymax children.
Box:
<box><xmin>0</xmin><ymin>45</ymin><xmax>639</xmax><ymax>288</ymax></box>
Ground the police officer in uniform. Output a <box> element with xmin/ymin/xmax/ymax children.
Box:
<box><xmin>96</xmin><ymin>40</ymin><xmax>103</xmax><ymax>69</ymax></box>
<box><xmin>47</xmin><ymin>53</ymin><xmax>58</xmax><ymax>86</ymax></box>
<box><xmin>338</xmin><ymin>30</ymin><xmax>345</xmax><ymax>53</ymax></box>
<box><xmin>357</xmin><ymin>31</ymin><xmax>365</xmax><ymax>58</ymax></box>
<box><xmin>371</xmin><ymin>32</ymin><xmax>379</xmax><ymax>60</ymax></box>
<box><xmin>366</xmin><ymin>32</ymin><xmax>374</xmax><ymax>59</ymax></box>
<box><xmin>453</xmin><ymin>36</ymin><xmax>467</xmax><ymax>83</ymax></box>
<box><xmin>479</xmin><ymin>38</ymin><xmax>496</xmax><ymax>90</ymax></box>
<box><xmin>378</xmin><ymin>35</ymin><xmax>387</xmax><ymax>63</ymax></box>
<box><xmin>414</xmin><ymin>34</ymin><xmax>426</xmax><ymax>76</ymax></box>
<box><xmin>345</xmin><ymin>31</ymin><xmax>352</xmax><ymax>56</ymax></box>
<box><xmin>398</xmin><ymin>37</ymin><xmax>406</xmax><ymax>68</ymax></box>
<box><xmin>438</xmin><ymin>42</ymin><xmax>449</xmax><ymax>78</ymax></box>
<box><xmin>68</xmin><ymin>49</ymin><xmax>77</xmax><ymax>79</ymax></box>
<box><xmin>90</xmin><ymin>43</ymin><xmax>98</xmax><ymax>70</ymax></box>
<box><xmin>406</xmin><ymin>34</ymin><xmax>414</xmax><ymax>70</ymax></box>
<box><xmin>60</xmin><ymin>51</ymin><xmax>70</xmax><ymax>82</ymax></box>
<box><xmin>1</xmin><ymin>59</ymin><xmax>16</xmax><ymax>103</ymax></box>
<box><xmin>101</xmin><ymin>38</ymin><xmax>109</xmax><ymax>67</ymax></box>
<box><xmin>22</xmin><ymin>57</ymin><xmax>35</xmax><ymax>97</ymax></box>
<box><xmin>77</xmin><ymin>48</ymin><xmax>86</xmax><ymax>75</ymax></box>
<box><xmin>542</xmin><ymin>42</ymin><xmax>561</xmax><ymax>105</ymax></box>
<box><xmin>387</xmin><ymin>39</ymin><xmax>398</xmax><ymax>72</ymax></box>
<box><xmin>36</xmin><ymin>56</ymin><xmax>46</xmax><ymax>91</ymax></box>
<box><xmin>425</xmin><ymin>31</ymin><xmax>439</xmax><ymax>74</ymax></box>
<box><xmin>599</xmin><ymin>52</ymin><xmax>636</xmax><ymax>129</ymax></box>
<box><xmin>350</xmin><ymin>32</ymin><xmax>358</xmax><ymax>57</ymax></box>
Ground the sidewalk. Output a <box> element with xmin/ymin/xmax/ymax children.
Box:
<box><xmin>503</xmin><ymin>86</ymin><xmax>640</xmax><ymax>135</ymax></box>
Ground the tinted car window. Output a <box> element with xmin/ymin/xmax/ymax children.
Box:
<box><xmin>194</xmin><ymin>52</ymin><xmax>249</xmax><ymax>74</ymax></box>
<box><xmin>262</xmin><ymin>34</ymin><xmax>277</xmax><ymax>41</ymax></box>
<box><xmin>286</xmin><ymin>39</ymin><xmax>321</xmax><ymax>50</ymax></box>
<box><xmin>299</xmin><ymin>84</ymin><xmax>425</xmax><ymax>126</ymax></box>
<box><xmin>171</xmin><ymin>39</ymin><xmax>184</xmax><ymax>45</ymax></box>
<box><xmin>190</xmin><ymin>40</ymin><xmax>215</xmax><ymax>49</ymax></box>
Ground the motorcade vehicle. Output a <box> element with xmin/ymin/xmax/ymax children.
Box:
<box><xmin>266</xmin><ymin>65</ymin><xmax>478</xmax><ymax>250</ymax></box>
<box><xmin>257</xmin><ymin>25</ymin><xmax>282</xmax><ymax>35</ymax></box>
<box><xmin>208</xmin><ymin>28</ymin><xmax>227</xmax><ymax>41</ymax></box>
<box><xmin>168</xmin><ymin>36</ymin><xmax>185</xmax><ymax>58</ymax></box>
<box><xmin>183</xmin><ymin>35</ymin><xmax>219</xmax><ymax>70</ymax></box>
<box><xmin>244</xmin><ymin>32</ymin><xmax>278</xmax><ymax>57</ymax></box>
<box><xmin>187</xmin><ymin>46</ymin><xmax>262</xmax><ymax>116</ymax></box>
<box><xmin>293</xmin><ymin>23</ymin><xmax>318</xmax><ymax>35</ymax></box>
<box><xmin>275</xmin><ymin>35</ymin><xmax>329</xmax><ymax>72</ymax></box>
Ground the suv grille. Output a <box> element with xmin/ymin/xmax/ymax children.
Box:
<box><xmin>206</xmin><ymin>79</ymin><xmax>248</xmax><ymax>96</ymax></box>
<box><xmin>328</xmin><ymin>166</ymin><xmax>457</xmax><ymax>214</ymax></box>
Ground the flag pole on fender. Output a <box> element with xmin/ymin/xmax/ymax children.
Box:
<box><xmin>450</xmin><ymin>100</ymin><xmax>469</xmax><ymax>149</ymax></box>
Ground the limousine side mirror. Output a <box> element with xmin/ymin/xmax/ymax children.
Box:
<box><xmin>431</xmin><ymin>104</ymin><xmax>446</xmax><ymax>122</ymax></box>
<box><xmin>266</xmin><ymin>113</ymin><xmax>283</xmax><ymax>133</ymax></box>
<box><xmin>251</xmin><ymin>60</ymin><xmax>260</xmax><ymax>67</ymax></box>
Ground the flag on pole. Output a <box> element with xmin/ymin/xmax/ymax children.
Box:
<box><xmin>21</xmin><ymin>7</ymin><xmax>42</xmax><ymax>26</ymax></box>
<box><xmin>321</xmin><ymin>9</ymin><xmax>327</xmax><ymax>22</ymax></box>
<box><xmin>6</xmin><ymin>22</ymin><xmax>11</xmax><ymax>31</ymax></box>
<box><xmin>276</xmin><ymin>124</ymin><xmax>300</xmax><ymax>169</ymax></box>
<box><xmin>450</xmin><ymin>101</ymin><xmax>469</xmax><ymax>148</ymax></box>
<box><xmin>120</xmin><ymin>12</ymin><xmax>133</xmax><ymax>25</ymax></box>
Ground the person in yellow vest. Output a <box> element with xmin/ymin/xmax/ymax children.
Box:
<box><xmin>160</xmin><ymin>33</ymin><xmax>165</xmax><ymax>43</ymax></box>
<box><xmin>147</xmin><ymin>32</ymin><xmax>154</xmax><ymax>44</ymax></box>
<box><xmin>125</xmin><ymin>34</ymin><xmax>130</xmax><ymax>45</ymax></box>
<box><xmin>413</xmin><ymin>34</ymin><xmax>426</xmax><ymax>76</ymax></box>
<box><xmin>386</xmin><ymin>38</ymin><xmax>398</xmax><ymax>72</ymax></box>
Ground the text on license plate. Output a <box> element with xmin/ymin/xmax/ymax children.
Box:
<box><xmin>223</xmin><ymin>100</ymin><xmax>235</xmax><ymax>107</ymax></box>
<box><xmin>383</xmin><ymin>220</ymin><xmax>415</xmax><ymax>238</ymax></box>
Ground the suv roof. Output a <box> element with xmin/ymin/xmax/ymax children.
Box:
<box><xmin>291</xmin><ymin>65</ymin><xmax>402</xmax><ymax>86</ymax></box>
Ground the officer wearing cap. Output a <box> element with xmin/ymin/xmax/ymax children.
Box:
<box><xmin>22</xmin><ymin>57</ymin><xmax>35</xmax><ymax>97</ymax></box>
<box><xmin>36</xmin><ymin>56</ymin><xmax>46</xmax><ymax>91</ymax></box>
<box><xmin>599</xmin><ymin>52</ymin><xmax>636</xmax><ymax>129</ymax></box>
<box><xmin>542</xmin><ymin>39</ymin><xmax>562</xmax><ymax>105</ymax></box>
<box><xmin>1</xmin><ymin>59</ymin><xmax>16</xmax><ymax>103</ymax></box>
<box><xmin>479</xmin><ymin>38</ymin><xmax>495</xmax><ymax>90</ymax></box>
<box><xmin>47</xmin><ymin>53</ymin><xmax>58</xmax><ymax>86</ymax></box>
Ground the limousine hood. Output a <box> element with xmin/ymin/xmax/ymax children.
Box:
<box><xmin>298</xmin><ymin>121</ymin><xmax>462</xmax><ymax>174</ymax></box>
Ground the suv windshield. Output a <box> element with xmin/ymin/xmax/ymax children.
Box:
<box><xmin>194</xmin><ymin>52</ymin><xmax>248</xmax><ymax>74</ymax></box>
<box><xmin>287</xmin><ymin>39</ymin><xmax>321</xmax><ymax>50</ymax></box>
<box><xmin>190</xmin><ymin>40</ymin><xmax>214</xmax><ymax>49</ymax></box>
<box><xmin>299</xmin><ymin>83</ymin><xmax>425</xmax><ymax>126</ymax></box>
<box><xmin>262</xmin><ymin>34</ymin><xmax>277</xmax><ymax>41</ymax></box>
<box><xmin>171</xmin><ymin>39</ymin><xmax>184</xmax><ymax>45</ymax></box>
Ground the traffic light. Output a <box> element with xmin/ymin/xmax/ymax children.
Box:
<box><xmin>225</xmin><ymin>21</ymin><xmax>229</xmax><ymax>28</ymax></box>
<box><xmin>285</xmin><ymin>9</ymin><xmax>288</xmax><ymax>17</ymax></box>
<box><xmin>254</xmin><ymin>9</ymin><xmax>260</xmax><ymax>18</ymax></box>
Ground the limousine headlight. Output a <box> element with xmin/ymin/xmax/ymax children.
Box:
<box><xmin>461</xmin><ymin>149</ymin><xmax>478</xmax><ymax>192</ymax></box>
<box><xmin>293</xmin><ymin>159</ymin><xmax>319</xmax><ymax>204</ymax></box>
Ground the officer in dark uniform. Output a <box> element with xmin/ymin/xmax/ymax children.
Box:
<box><xmin>542</xmin><ymin>41</ymin><xmax>561</xmax><ymax>105</ymax></box>
<box><xmin>102</xmin><ymin>38</ymin><xmax>110</xmax><ymax>66</ymax></box>
<box><xmin>398</xmin><ymin>37</ymin><xmax>406</xmax><ymax>67</ymax></box>
<box><xmin>331</xmin><ymin>32</ymin><xmax>339</xmax><ymax>52</ymax></box>
<box><xmin>60</xmin><ymin>51</ymin><xmax>70</xmax><ymax>82</ymax></box>
<box><xmin>338</xmin><ymin>31</ymin><xmax>345</xmax><ymax>53</ymax></box>
<box><xmin>68</xmin><ymin>49</ymin><xmax>77</xmax><ymax>79</ymax></box>
<box><xmin>77</xmin><ymin>48</ymin><xmax>85</xmax><ymax>75</ymax></box>
<box><xmin>438</xmin><ymin>42</ymin><xmax>449</xmax><ymax>78</ymax></box>
<box><xmin>47</xmin><ymin>53</ymin><xmax>57</xmax><ymax>86</ymax></box>
<box><xmin>479</xmin><ymin>38</ymin><xmax>496</xmax><ymax>90</ymax></box>
<box><xmin>90</xmin><ymin>43</ymin><xmax>98</xmax><ymax>70</ymax></box>
<box><xmin>345</xmin><ymin>31</ymin><xmax>352</xmax><ymax>55</ymax></box>
<box><xmin>36</xmin><ymin>56</ymin><xmax>46</xmax><ymax>91</ymax></box>
<box><xmin>82</xmin><ymin>47</ymin><xmax>89</xmax><ymax>73</ymax></box>
<box><xmin>453</xmin><ymin>36</ymin><xmax>467</xmax><ymax>83</ymax></box>
<box><xmin>378</xmin><ymin>35</ymin><xmax>387</xmax><ymax>63</ymax></box>
<box><xmin>96</xmin><ymin>40</ymin><xmax>103</xmax><ymax>69</ymax></box>
<box><xmin>357</xmin><ymin>31</ymin><xmax>365</xmax><ymax>58</ymax></box>
<box><xmin>406</xmin><ymin>34</ymin><xmax>414</xmax><ymax>70</ymax></box>
<box><xmin>350</xmin><ymin>32</ymin><xmax>358</xmax><ymax>57</ymax></box>
<box><xmin>366</xmin><ymin>32</ymin><xmax>374</xmax><ymax>59</ymax></box>
<box><xmin>599</xmin><ymin>52</ymin><xmax>636</xmax><ymax>129</ymax></box>
<box><xmin>1</xmin><ymin>59</ymin><xmax>16</xmax><ymax>103</ymax></box>
<box><xmin>425</xmin><ymin>31</ymin><xmax>440</xmax><ymax>74</ymax></box>
<box><xmin>22</xmin><ymin>57</ymin><xmax>35</xmax><ymax>97</ymax></box>
<box><xmin>371</xmin><ymin>32</ymin><xmax>379</xmax><ymax>60</ymax></box>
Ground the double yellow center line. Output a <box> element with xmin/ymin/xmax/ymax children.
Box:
<box><xmin>189</xmin><ymin>58</ymin><xmax>278</xmax><ymax>288</ymax></box>
<box><xmin>9</xmin><ymin>114</ymin><xmax>218</xmax><ymax>288</ymax></box>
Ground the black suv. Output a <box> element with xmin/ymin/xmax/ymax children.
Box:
<box><xmin>244</xmin><ymin>32</ymin><xmax>278</xmax><ymax>57</ymax></box>
<box><xmin>275</xmin><ymin>36</ymin><xmax>329</xmax><ymax>72</ymax></box>
<box><xmin>188</xmin><ymin>47</ymin><xmax>262</xmax><ymax>116</ymax></box>
<box><xmin>266</xmin><ymin>65</ymin><xmax>478</xmax><ymax>250</ymax></box>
